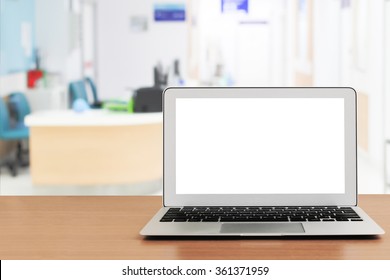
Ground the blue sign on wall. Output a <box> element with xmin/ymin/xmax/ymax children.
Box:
<box><xmin>154</xmin><ymin>3</ymin><xmax>186</xmax><ymax>22</ymax></box>
<box><xmin>221</xmin><ymin>0</ymin><xmax>249</xmax><ymax>14</ymax></box>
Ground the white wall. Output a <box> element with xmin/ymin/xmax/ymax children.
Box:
<box><xmin>313</xmin><ymin>0</ymin><xmax>341</xmax><ymax>86</ymax></box>
<box><xmin>385</xmin><ymin>0</ymin><xmax>390</xmax><ymax>183</ymax></box>
<box><xmin>284</xmin><ymin>0</ymin><xmax>296</xmax><ymax>86</ymax></box>
<box><xmin>311</xmin><ymin>0</ymin><xmax>385</xmax><ymax>168</ymax></box>
<box><xmin>269</xmin><ymin>0</ymin><xmax>287</xmax><ymax>86</ymax></box>
<box><xmin>0</xmin><ymin>73</ymin><xmax>27</xmax><ymax>97</ymax></box>
<box><xmin>35</xmin><ymin>0</ymin><xmax>83</xmax><ymax>84</ymax></box>
<box><xmin>35</xmin><ymin>0</ymin><xmax>67</xmax><ymax>77</ymax></box>
<box><xmin>96</xmin><ymin>0</ymin><xmax>188</xmax><ymax>99</ymax></box>
<box><xmin>348</xmin><ymin>0</ymin><xmax>384</xmax><ymax>167</ymax></box>
<box><xmin>386</xmin><ymin>0</ymin><xmax>390</xmax><ymax>134</ymax></box>
<box><xmin>195</xmin><ymin>0</ymin><xmax>286</xmax><ymax>86</ymax></box>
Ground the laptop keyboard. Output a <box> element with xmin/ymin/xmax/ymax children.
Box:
<box><xmin>160</xmin><ymin>206</ymin><xmax>362</xmax><ymax>222</ymax></box>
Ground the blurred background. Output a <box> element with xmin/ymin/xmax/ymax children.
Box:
<box><xmin>0</xmin><ymin>0</ymin><xmax>390</xmax><ymax>195</ymax></box>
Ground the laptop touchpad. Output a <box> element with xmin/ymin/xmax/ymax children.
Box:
<box><xmin>220</xmin><ymin>223</ymin><xmax>305</xmax><ymax>234</ymax></box>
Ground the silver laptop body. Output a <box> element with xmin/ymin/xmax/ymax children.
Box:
<box><xmin>141</xmin><ymin>87</ymin><xmax>384</xmax><ymax>236</ymax></box>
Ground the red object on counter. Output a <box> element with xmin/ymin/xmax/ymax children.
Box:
<box><xmin>27</xmin><ymin>70</ymin><xmax>43</xmax><ymax>88</ymax></box>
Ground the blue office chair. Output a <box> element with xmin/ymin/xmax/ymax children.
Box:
<box><xmin>85</xmin><ymin>77</ymin><xmax>103</xmax><ymax>108</ymax></box>
<box><xmin>85</xmin><ymin>77</ymin><xmax>97</xmax><ymax>102</ymax></box>
<box><xmin>8</xmin><ymin>92</ymin><xmax>31</xmax><ymax>166</ymax></box>
<box><xmin>8</xmin><ymin>92</ymin><xmax>31</xmax><ymax>129</ymax></box>
<box><xmin>69</xmin><ymin>80</ymin><xmax>89</xmax><ymax>104</ymax></box>
<box><xmin>0</xmin><ymin>97</ymin><xmax>29</xmax><ymax>176</ymax></box>
<box><xmin>69</xmin><ymin>78</ymin><xmax>102</xmax><ymax>108</ymax></box>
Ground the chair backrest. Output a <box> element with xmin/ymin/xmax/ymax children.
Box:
<box><xmin>69</xmin><ymin>80</ymin><xmax>89</xmax><ymax>104</ymax></box>
<box><xmin>8</xmin><ymin>92</ymin><xmax>31</xmax><ymax>122</ymax></box>
<box><xmin>0</xmin><ymin>97</ymin><xmax>10</xmax><ymax>135</ymax></box>
<box><xmin>85</xmin><ymin>77</ymin><xmax>99</xmax><ymax>103</ymax></box>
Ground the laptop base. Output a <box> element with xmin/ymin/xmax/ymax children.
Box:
<box><xmin>140</xmin><ymin>206</ymin><xmax>384</xmax><ymax>236</ymax></box>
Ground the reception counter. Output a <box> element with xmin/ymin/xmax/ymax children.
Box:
<box><xmin>25</xmin><ymin>110</ymin><xmax>162</xmax><ymax>186</ymax></box>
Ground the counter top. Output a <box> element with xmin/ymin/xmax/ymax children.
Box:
<box><xmin>25</xmin><ymin>110</ymin><xmax>163</xmax><ymax>126</ymax></box>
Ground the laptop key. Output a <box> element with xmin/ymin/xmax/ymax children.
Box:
<box><xmin>247</xmin><ymin>217</ymin><xmax>262</xmax><ymax>221</ymax></box>
<box><xmin>188</xmin><ymin>219</ymin><xmax>202</xmax><ymax>222</ymax></box>
<box><xmin>164</xmin><ymin>214</ymin><xmax>186</xmax><ymax>218</ymax></box>
<box><xmin>335</xmin><ymin>217</ymin><xmax>349</xmax><ymax>221</ymax></box>
<box><xmin>274</xmin><ymin>217</ymin><xmax>289</xmax><ymax>221</ymax></box>
<box><xmin>350</xmin><ymin>218</ymin><xmax>363</xmax><ymax>221</ymax></box>
<box><xmin>235</xmin><ymin>217</ymin><xmax>249</xmax><ymax>221</ymax></box>
<box><xmin>220</xmin><ymin>218</ymin><xmax>236</xmax><ymax>222</ymax></box>
<box><xmin>203</xmin><ymin>218</ymin><xmax>219</xmax><ymax>222</ymax></box>
<box><xmin>174</xmin><ymin>218</ymin><xmax>188</xmax><ymax>222</ymax></box>
<box><xmin>290</xmin><ymin>217</ymin><xmax>307</xmax><ymax>221</ymax></box>
<box><xmin>167</xmin><ymin>208</ymin><xmax>180</xmax><ymax>212</ymax></box>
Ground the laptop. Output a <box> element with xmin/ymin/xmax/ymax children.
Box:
<box><xmin>140</xmin><ymin>87</ymin><xmax>384</xmax><ymax>236</ymax></box>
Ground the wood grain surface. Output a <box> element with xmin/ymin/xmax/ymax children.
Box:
<box><xmin>0</xmin><ymin>195</ymin><xmax>388</xmax><ymax>260</ymax></box>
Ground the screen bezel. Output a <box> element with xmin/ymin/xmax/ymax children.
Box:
<box><xmin>163</xmin><ymin>87</ymin><xmax>357</xmax><ymax>207</ymax></box>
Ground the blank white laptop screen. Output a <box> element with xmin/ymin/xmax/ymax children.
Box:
<box><xmin>176</xmin><ymin>98</ymin><xmax>345</xmax><ymax>195</ymax></box>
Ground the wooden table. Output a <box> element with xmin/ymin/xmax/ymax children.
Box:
<box><xmin>25</xmin><ymin>110</ymin><xmax>162</xmax><ymax>186</ymax></box>
<box><xmin>0</xmin><ymin>195</ymin><xmax>389</xmax><ymax>260</ymax></box>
